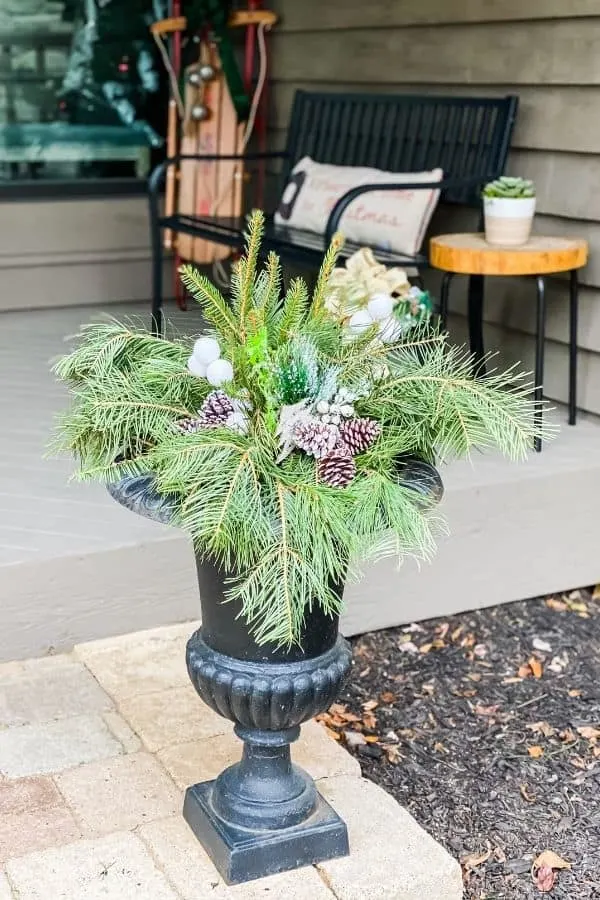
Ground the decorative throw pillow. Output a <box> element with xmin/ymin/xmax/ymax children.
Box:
<box><xmin>274</xmin><ymin>156</ymin><xmax>444</xmax><ymax>257</ymax></box>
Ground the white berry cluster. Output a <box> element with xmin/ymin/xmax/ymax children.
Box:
<box><xmin>187</xmin><ymin>336</ymin><xmax>234</xmax><ymax>387</ymax></box>
<box><xmin>314</xmin><ymin>387</ymin><xmax>355</xmax><ymax>426</ymax></box>
<box><xmin>347</xmin><ymin>292</ymin><xmax>403</xmax><ymax>345</ymax></box>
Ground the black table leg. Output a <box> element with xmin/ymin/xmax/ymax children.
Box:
<box><xmin>568</xmin><ymin>269</ymin><xmax>579</xmax><ymax>426</ymax></box>
<box><xmin>439</xmin><ymin>271</ymin><xmax>454</xmax><ymax>332</ymax></box>
<box><xmin>534</xmin><ymin>275</ymin><xmax>546</xmax><ymax>453</ymax></box>
<box><xmin>468</xmin><ymin>274</ymin><xmax>486</xmax><ymax>376</ymax></box>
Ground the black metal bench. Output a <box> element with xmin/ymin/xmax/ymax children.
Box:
<box><xmin>148</xmin><ymin>90</ymin><xmax>519</xmax><ymax>334</ymax></box>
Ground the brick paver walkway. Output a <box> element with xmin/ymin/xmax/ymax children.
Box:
<box><xmin>0</xmin><ymin>622</ymin><xmax>462</xmax><ymax>898</ymax></box>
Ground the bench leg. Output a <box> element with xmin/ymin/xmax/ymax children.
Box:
<box><xmin>468</xmin><ymin>274</ymin><xmax>486</xmax><ymax>377</ymax></box>
<box><xmin>151</xmin><ymin>220</ymin><xmax>164</xmax><ymax>337</ymax></box>
<box><xmin>568</xmin><ymin>268</ymin><xmax>578</xmax><ymax>426</ymax></box>
<box><xmin>534</xmin><ymin>275</ymin><xmax>546</xmax><ymax>453</ymax></box>
<box><xmin>439</xmin><ymin>271</ymin><xmax>454</xmax><ymax>332</ymax></box>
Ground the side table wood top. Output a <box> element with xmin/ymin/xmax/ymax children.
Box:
<box><xmin>430</xmin><ymin>233</ymin><xmax>588</xmax><ymax>276</ymax></box>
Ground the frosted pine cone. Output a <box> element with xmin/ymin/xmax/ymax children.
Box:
<box><xmin>174</xmin><ymin>416</ymin><xmax>204</xmax><ymax>435</ymax></box>
<box><xmin>339</xmin><ymin>417</ymin><xmax>381</xmax><ymax>455</ymax></box>
<box><xmin>292</xmin><ymin>418</ymin><xmax>339</xmax><ymax>459</ymax></box>
<box><xmin>317</xmin><ymin>447</ymin><xmax>357</xmax><ymax>487</ymax></box>
<box><xmin>200</xmin><ymin>390</ymin><xmax>235</xmax><ymax>425</ymax></box>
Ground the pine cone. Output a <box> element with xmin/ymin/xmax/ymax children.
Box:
<box><xmin>174</xmin><ymin>416</ymin><xmax>204</xmax><ymax>435</ymax></box>
<box><xmin>317</xmin><ymin>447</ymin><xmax>357</xmax><ymax>487</ymax></box>
<box><xmin>200</xmin><ymin>390</ymin><xmax>234</xmax><ymax>425</ymax></box>
<box><xmin>339</xmin><ymin>417</ymin><xmax>381</xmax><ymax>456</ymax></box>
<box><xmin>292</xmin><ymin>418</ymin><xmax>339</xmax><ymax>459</ymax></box>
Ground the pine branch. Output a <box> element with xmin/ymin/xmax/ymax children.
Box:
<box><xmin>311</xmin><ymin>233</ymin><xmax>344</xmax><ymax>316</ymax></box>
<box><xmin>179</xmin><ymin>265</ymin><xmax>239</xmax><ymax>343</ymax></box>
<box><xmin>273</xmin><ymin>277</ymin><xmax>309</xmax><ymax>345</ymax></box>
<box><xmin>236</xmin><ymin>210</ymin><xmax>264</xmax><ymax>331</ymax></box>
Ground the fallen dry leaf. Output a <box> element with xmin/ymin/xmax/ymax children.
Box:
<box><xmin>571</xmin><ymin>756</ymin><xmax>588</xmax><ymax>770</ymax></box>
<box><xmin>529</xmin><ymin>657</ymin><xmax>543</xmax><ymax>679</ymax></box>
<box><xmin>467</xmin><ymin>673</ymin><xmax>482</xmax><ymax>682</ymax></box>
<box><xmin>533</xmin><ymin>850</ymin><xmax>571</xmax><ymax>871</ymax></box>
<box><xmin>566</xmin><ymin>598</ymin><xmax>588</xmax><ymax>614</ymax></box>
<box><xmin>383</xmin><ymin>744</ymin><xmax>403</xmax><ymax>764</ymax></box>
<box><xmin>474</xmin><ymin>704</ymin><xmax>500</xmax><ymax>717</ymax></box>
<box><xmin>362</xmin><ymin>713</ymin><xmax>377</xmax><ymax>730</ymax></box>
<box><xmin>527</xmin><ymin>721</ymin><xmax>556</xmax><ymax>738</ymax></box>
<box><xmin>592</xmin><ymin>583</ymin><xmax>600</xmax><ymax>600</ymax></box>
<box><xmin>364</xmin><ymin>734</ymin><xmax>380</xmax><ymax>744</ymax></box>
<box><xmin>545</xmin><ymin>597</ymin><xmax>567</xmax><ymax>612</ymax></box>
<box><xmin>503</xmin><ymin>676</ymin><xmax>524</xmax><ymax>684</ymax></box>
<box><xmin>534</xmin><ymin>865</ymin><xmax>556</xmax><ymax>892</ymax></box>
<box><xmin>559</xmin><ymin>728</ymin><xmax>576</xmax><ymax>743</ymax></box>
<box><xmin>528</xmin><ymin>745</ymin><xmax>544</xmax><ymax>758</ymax></box>
<box><xmin>434</xmin><ymin>741</ymin><xmax>448</xmax><ymax>753</ymax></box>
<box><xmin>329</xmin><ymin>703</ymin><xmax>348</xmax><ymax>716</ymax></box>
<box><xmin>461</xmin><ymin>845</ymin><xmax>492</xmax><ymax>872</ymax></box>
<box><xmin>518</xmin><ymin>663</ymin><xmax>533</xmax><ymax>678</ymax></box>
<box><xmin>451</xmin><ymin>625</ymin><xmax>464</xmax><ymax>642</ymax></box>
<box><xmin>362</xmin><ymin>700</ymin><xmax>379</xmax><ymax>711</ymax></box>
<box><xmin>436</xmin><ymin>623</ymin><xmax>450</xmax><ymax>639</ymax></box>
<box><xmin>568</xmin><ymin>688</ymin><xmax>582</xmax><ymax>697</ymax></box>
<box><xmin>520</xmin><ymin>783</ymin><xmax>536</xmax><ymax>803</ymax></box>
<box><xmin>532</xmin><ymin>637</ymin><xmax>553</xmax><ymax>653</ymax></box>
<box><xmin>461</xmin><ymin>633</ymin><xmax>477</xmax><ymax>648</ymax></box>
<box><xmin>421</xmin><ymin>683</ymin><xmax>435</xmax><ymax>696</ymax></box>
<box><xmin>380</xmin><ymin>691</ymin><xmax>397</xmax><ymax>704</ymax></box>
<box><xmin>576</xmin><ymin>725</ymin><xmax>600</xmax><ymax>743</ymax></box>
<box><xmin>322</xmin><ymin>725</ymin><xmax>341</xmax><ymax>742</ymax></box>
<box><xmin>419</xmin><ymin>642</ymin><xmax>433</xmax><ymax>654</ymax></box>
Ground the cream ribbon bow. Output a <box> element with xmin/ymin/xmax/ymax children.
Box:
<box><xmin>325</xmin><ymin>247</ymin><xmax>410</xmax><ymax>317</ymax></box>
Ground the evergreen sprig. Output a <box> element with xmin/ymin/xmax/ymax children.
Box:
<box><xmin>52</xmin><ymin>210</ymin><xmax>551</xmax><ymax>647</ymax></box>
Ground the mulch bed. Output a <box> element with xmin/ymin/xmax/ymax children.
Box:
<box><xmin>322</xmin><ymin>588</ymin><xmax>600</xmax><ymax>899</ymax></box>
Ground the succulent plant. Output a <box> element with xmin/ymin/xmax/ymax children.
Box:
<box><xmin>482</xmin><ymin>176</ymin><xmax>535</xmax><ymax>199</ymax></box>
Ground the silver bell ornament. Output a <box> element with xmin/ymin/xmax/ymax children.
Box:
<box><xmin>190</xmin><ymin>103</ymin><xmax>209</xmax><ymax>122</ymax></box>
<box><xmin>199</xmin><ymin>63</ymin><xmax>216</xmax><ymax>81</ymax></box>
<box><xmin>187</xmin><ymin>69</ymin><xmax>202</xmax><ymax>87</ymax></box>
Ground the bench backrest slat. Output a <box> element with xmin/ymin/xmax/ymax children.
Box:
<box><xmin>282</xmin><ymin>91</ymin><xmax>518</xmax><ymax>205</ymax></box>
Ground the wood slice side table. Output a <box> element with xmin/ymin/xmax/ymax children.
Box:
<box><xmin>429</xmin><ymin>234</ymin><xmax>589</xmax><ymax>452</ymax></box>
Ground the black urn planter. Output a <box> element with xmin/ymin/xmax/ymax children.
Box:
<box><xmin>107</xmin><ymin>457</ymin><xmax>443</xmax><ymax>884</ymax></box>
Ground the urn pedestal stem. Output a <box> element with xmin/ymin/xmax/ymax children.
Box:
<box><xmin>183</xmin><ymin>630</ymin><xmax>352</xmax><ymax>884</ymax></box>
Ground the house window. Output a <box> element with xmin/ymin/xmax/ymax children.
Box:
<box><xmin>0</xmin><ymin>1</ymin><xmax>166</xmax><ymax>193</ymax></box>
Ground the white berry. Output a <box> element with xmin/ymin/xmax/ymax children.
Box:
<box><xmin>193</xmin><ymin>336</ymin><xmax>221</xmax><ymax>365</ymax></box>
<box><xmin>316</xmin><ymin>400</ymin><xmax>330</xmax><ymax>415</ymax></box>
<box><xmin>187</xmin><ymin>354</ymin><xmax>207</xmax><ymax>378</ymax></box>
<box><xmin>340</xmin><ymin>404</ymin><xmax>354</xmax><ymax>417</ymax></box>
<box><xmin>348</xmin><ymin>309</ymin><xmax>374</xmax><ymax>334</ymax></box>
<box><xmin>329</xmin><ymin>403</ymin><xmax>341</xmax><ymax>415</ymax></box>
<box><xmin>206</xmin><ymin>358</ymin><xmax>234</xmax><ymax>386</ymax></box>
<box><xmin>367</xmin><ymin>293</ymin><xmax>395</xmax><ymax>322</ymax></box>
<box><xmin>330</xmin><ymin>414</ymin><xmax>341</xmax><ymax>425</ymax></box>
<box><xmin>321</xmin><ymin>414</ymin><xmax>331</xmax><ymax>424</ymax></box>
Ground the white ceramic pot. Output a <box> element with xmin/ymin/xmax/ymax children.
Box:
<box><xmin>483</xmin><ymin>196</ymin><xmax>536</xmax><ymax>247</ymax></box>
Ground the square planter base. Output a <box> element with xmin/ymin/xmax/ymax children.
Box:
<box><xmin>183</xmin><ymin>779</ymin><xmax>350</xmax><ymax>885</ymax></box>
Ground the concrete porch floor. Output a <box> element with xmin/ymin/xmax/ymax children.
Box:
<box><xmin>1</xmin><ymin>303</ymin><xmax>600</xmax><ymax>661</ymax></box>
<box><xmin>0</xmin><ymin>622</ymin><xmax>462</xmax><ymax>899</ymax></box>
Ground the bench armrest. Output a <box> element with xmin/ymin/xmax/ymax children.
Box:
<box><xmin>324</xmin><ymin>173</ymin><xmax>497</xmax><ymax>245</ymax></box>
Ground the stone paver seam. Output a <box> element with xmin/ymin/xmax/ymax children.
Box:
<box><xmin>134</xmin><ymin>822</ymin><xmax>187</xmax><ymax>900</ymax></box>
